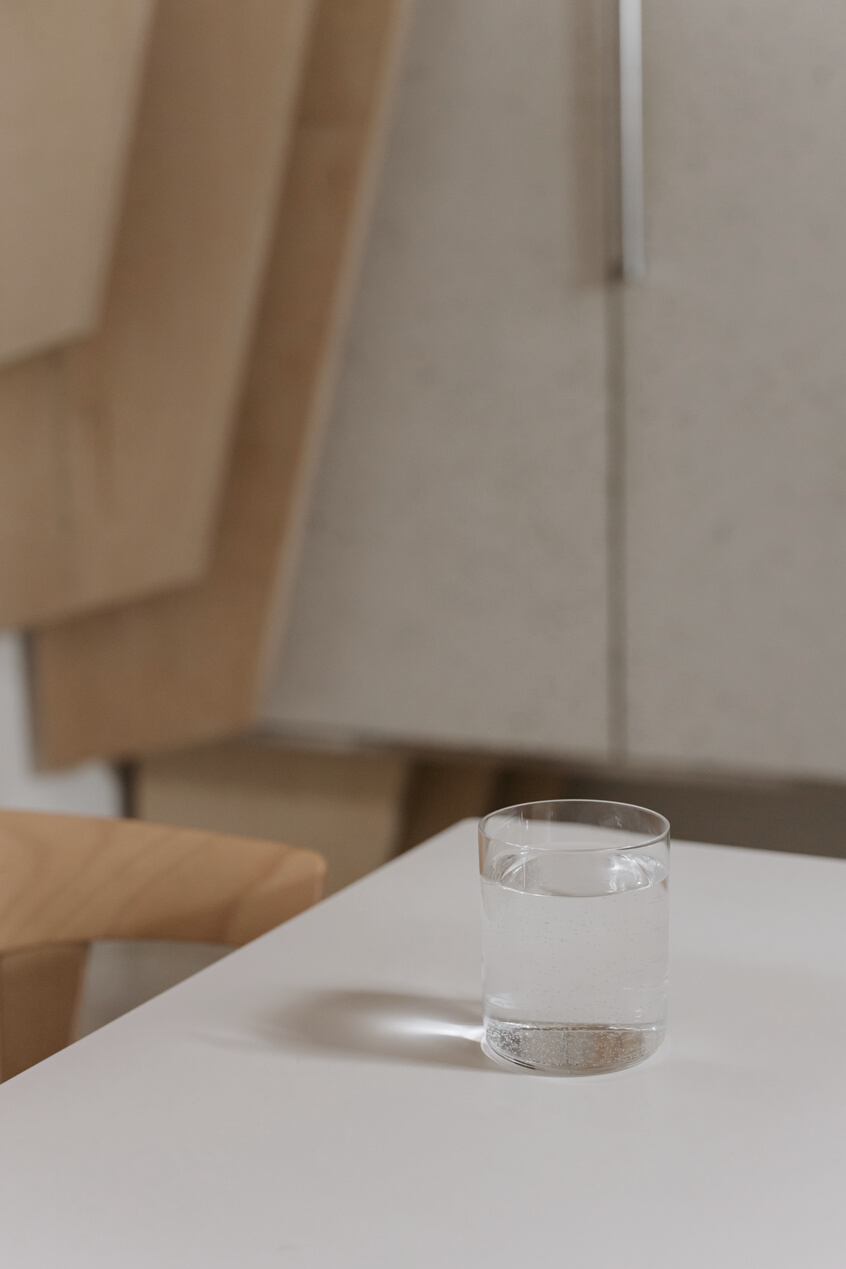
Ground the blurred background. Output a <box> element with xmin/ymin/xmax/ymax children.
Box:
<box><xmin>3</xmin><ymin>0</ymin><xmax>846</xmax><ymax>898</ymax></box>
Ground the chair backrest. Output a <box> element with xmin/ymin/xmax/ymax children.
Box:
<box><xmin>0</xmin><ymin>810</ymin><xmax>326</xmax><ymax>1080</ymax></box>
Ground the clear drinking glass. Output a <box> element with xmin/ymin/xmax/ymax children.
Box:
<box><xmin>479</xmin><ymin>800</ymin><xmax>670</xmax><ymax>1075</ymax></box>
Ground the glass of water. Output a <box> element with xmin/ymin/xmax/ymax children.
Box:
<box><xmin>479</xmin><ymin>800</ymin><xmax>670</xmax><ymax>1075</ymax></box>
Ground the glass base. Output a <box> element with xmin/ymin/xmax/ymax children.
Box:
<box><xmin>483</xmin><ymin>1020</ymin><xmax>664</xmax><ymax>1075</ymax></box>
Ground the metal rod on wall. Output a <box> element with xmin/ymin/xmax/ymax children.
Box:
<box><xmin>619</xmin><ymin>0</ymin><xmax>645</xmax><ymax>278</ymax></box>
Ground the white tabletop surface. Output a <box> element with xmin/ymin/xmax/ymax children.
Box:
<box><xmin>0</xmin><ymin>820</ymin><xmax>844</xmax><ymax>1268</ymax></box>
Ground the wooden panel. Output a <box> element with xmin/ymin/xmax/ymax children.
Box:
<box><xmin>32</xmin><ymin>0</ymin><xmax>413</xmax><ymax>766</ymax></box>
<box><xmin>0</xmin><ymin>0</ymin><xmax>316</xmax><ymax>627</ymax></box>
<box><xmin>264</xmin><ymin>0</ymin><xmax>611</xmax><ymax>758</ymax></box>
<box><xmin>395</xmin><ymin>759</ymin><xmax>500</xmax><ymax>856</ymax></box>
<box><xmin>0</xmin><ymin>631</ymin><xmax>121</xmax><ymax>817</ymax></box>
<box><xmin>0</xmin><ymin>943</ymin><xmax>87</xmax><ymax>1081</ymax></box>
<box><xmin>136</xmin><ymin>741</ymin><xmax>409</xmax><ymax>895</ymax></box>
<box><xmin>625</xmin><ymin>0</ymin><xmax>846</xmax><ymax>777</ymax></box>
<box><xmin>0</xmin><ymin>0</ymin><xmax>154</xmax><ymax>365</ymax></box>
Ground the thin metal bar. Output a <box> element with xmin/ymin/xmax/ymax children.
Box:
<box><xmin>619</xmin><ymin>0</ymin><xmax>645</xmax><ymax>278</ymax></box>
<box><xmin>605</xmin><ymin>278</ymin><xmax>628</xmax><ymax>757</ymax></box>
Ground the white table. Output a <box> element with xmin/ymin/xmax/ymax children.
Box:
<box><xmin>0</xmin><ymin>821</ymin><xmax>844</xmax><ymax>1267</ymax></box>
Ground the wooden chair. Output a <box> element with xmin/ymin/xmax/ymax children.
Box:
<box><xmin>0</xmin><ymin>809</ymin><xmax>326</xmax><ymax>1081</ymax></box>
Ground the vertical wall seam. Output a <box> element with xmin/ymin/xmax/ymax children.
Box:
<box><xmin>598</xmin><ymin>0</ymin><xmax>628</xmax><ymax>762</ymax></box>
<box><xmin>605</xmin><ymin>281</ymin><xmax>627</xmax><ymax>760</ymax></box>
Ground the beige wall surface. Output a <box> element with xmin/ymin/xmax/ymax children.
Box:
<box><xmin>265</xmin><ymin>0</ymin><xmax>611</xmax><ymax>759</ymax></box>
<box><xmin>625</xmin><ymin>0</ymin><xmax>846</xmax><ymax>777</ymax></box>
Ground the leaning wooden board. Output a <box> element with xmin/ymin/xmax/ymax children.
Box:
<box><xmin>0</xmin><ymin>0</ymin><xmax>155</xmax><ymax>366</ymax></box>
<box><xmin>32</xmin><ymin>0</ymin><xmax>413</xmax><ymax>767</ymax></box>
<box><xmin>136</xmin><ymin>740</ymin><xmax>411</xmax><ymax>896</ymax></box>
<box><xmin>0</xmin><ymin>0</ymin><xmax>316</xmax><ymax>629</ymax></box>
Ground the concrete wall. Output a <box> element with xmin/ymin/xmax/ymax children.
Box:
<box><xmin>266</xmin><ymin>0</ymin><xmax>611</xmax><ymax>761</ymax></box>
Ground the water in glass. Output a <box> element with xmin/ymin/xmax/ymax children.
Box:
<box><xmin>481</xmin><ymin>845</ymin><xmax>668</xmax><ymax>1073</ymax></box>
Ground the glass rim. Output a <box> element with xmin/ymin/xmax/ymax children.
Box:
<box><xmin>478</xmin><ymin>798</ymin><xmax>671</xmax><ymax>853</ymax></box>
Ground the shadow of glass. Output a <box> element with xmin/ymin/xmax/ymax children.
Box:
<box><xmin>260</xmin><ymin>990</ymin><xmax>493</xmax><ymax>1072</ymax></box>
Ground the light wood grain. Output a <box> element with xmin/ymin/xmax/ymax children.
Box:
<box><xmin>0</xmin><ymin>0</ymin><xmax>155</xmax><ymax>365</ymax></box>
<box><xmin>0</xmin><ymin>809</ymin><xmax>325</xmax><ymax>950</ymax></box>
<box><xmin>32</xmin><ymin>0</ymin><xmax>413</xmax><ymax>767</ymax></box>
<box><xmin>0</xmin><ymin>0</ymin><xmax>316</xmax><ymax>628</ymax></box>
<box><xmin>0</xmin><ymin>808</ymin><xmax>326</xmax><ymax>1077</ymax></box>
